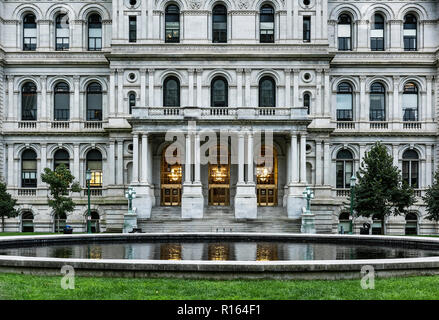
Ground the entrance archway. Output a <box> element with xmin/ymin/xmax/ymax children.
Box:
<box><xmin>256</xmin><ymin>146</ymin><xmax>277</xmax><ymax>206</ymax></box>
<box><xmin>21</xmin><ymin>211</ymin><xmax>34</xmax><ymax>232</ymax></box>
<box><xmin>208</xmin><ymin>145</ymin><xmax>230</xmax><ymax>206</ymax></box>
<box><xmin>160</xmin><ymin>147</ymin><xmax>182</xmax><ymax>206</ymax></box>
<box><xmin>405</xmin><ymin>212</ymin><xmax>418</xmax><ymax>235</ymax></box>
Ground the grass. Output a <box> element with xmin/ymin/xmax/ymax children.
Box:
<box><xmin>0</xmin><ymin>273</ymin><xmax>439</xmax><ymax>300</ymax></box>
<box><xmin>0</xmin><ymin>232</ymin><xmax>57</xmax><ymax>237</ymax></box>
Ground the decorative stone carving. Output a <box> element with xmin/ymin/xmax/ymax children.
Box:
<box><xmin>189</xmin><ymin>0</ymin><xmax>202</xmax><ymax>10</ymax></box>
<box><xmin>237</xmin><ymin>0</ymin><xmax>250</xmax><ymax>9</ymax></box>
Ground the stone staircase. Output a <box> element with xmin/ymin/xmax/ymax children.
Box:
<box><xmin>138</xmin><ymin>206</ymin><xmax>301</xmax><ymax>233</ymax></box>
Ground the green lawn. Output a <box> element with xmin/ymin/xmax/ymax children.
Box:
<box><xmin>0</xmin><ymin>273</ymin><xmax>439</xmax><ymax>300</ymax></box>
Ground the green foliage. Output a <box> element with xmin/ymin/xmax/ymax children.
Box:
<box><xmin>353</xmin><ymin>142</ymin><xmax>415</xmax><ymax>220</ymax></box>
<box><xmin>0</xmin><ymin>181</ymin><xmax>18</xmax><ymax>232</ymax></box>
<box><xmin>423</xmin><ymin>170</ymin><xmax>439</xmax><ymax>221</ymax></box>
<box><xmin>41</xmin><ymin>164</ymin><xmax>81</xmax><ymax>219</ymax></box>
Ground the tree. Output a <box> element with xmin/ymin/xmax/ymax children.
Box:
<box><xmin>353</xmin><ymin>142</ymin><xmax>415</xmax><ymax>233</ymax></box>
<box><xmin>41</xmin><ymin>164</ymin><xmax>81</xmax><ymax>226</ymax></box>
<box><xmin>423</xmin><ymin>169</ymin><xmax>439</xmax><ymax>221</ymax></box>
<box><xmin>0</xmin><ymin>181</ymin><xmax>18</xmax><ymax>232</ymax></box>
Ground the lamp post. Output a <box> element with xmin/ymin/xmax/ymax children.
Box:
<box><xmin>86</xmin><ymin>169</ymin><xmax>91</xmax><ymax>234</ymax></box>
<box><xmin>349</xmin><ymin>174</ymin><xmax>357</xmax><ymax>234</ymax></box>
<box><xmin>125</xmin><ymin>186</ymin><xmax>136</xmax><ymax>212</ymax></box>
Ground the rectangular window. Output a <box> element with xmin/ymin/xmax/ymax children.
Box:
<box><xmin>336</xmin><ymin>94</ymin><xmax>353</xmax><ymax>121</ymax></box>
<box><xmin>129</xmin><ymin>16</ymin><xmax>137</xmax><ymax>43</ymax></box>
<box><xmin>370</xmin><ymin>29</ymin><xmax>384</xmax><ymax>51</ymax></box>
<box><xmin>337</xmin><ymin>25</ymin><xmax>351</xmax><ymax>50</ymax></box>
<box><xmin>23</xmin><ymin>28</ymin><xmax>37</xmax><ymax>51</ymax></box>
<box><xmin>370</xmin><ymin>94</ymin><xmax>386</xmax><ymax>121</ymax></box>
<box><xmin>402</xmin><ymin>94</ymin><xmax>418</xmax><ymax>121</ymax></box>
<box><xmin>303</xmin><ymin>16</ymin><xmax>311</xmax><ymax>42</ymax></box>
<box><xmin>404</xmin><ymin>29</ymin><xmax>417</xmax><ymax>51</ymax></box>
<box><xmin>88</xmin><ymin>28</ymin><xmax>102</xmax><ymax>51</ymax></box>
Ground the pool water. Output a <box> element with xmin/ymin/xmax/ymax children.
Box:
<box><xmin>1</xmin><ymin>240</ymin><xmax>438</xmax><ymax>261</ymax></box>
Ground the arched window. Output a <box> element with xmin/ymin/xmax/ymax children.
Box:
<box><xmin>336</xmin><ymin>149</ymin><xmax>353</xmax><ymax>189</ymax></box>
<box><xmin>303</xmin><ymin>93</ymin><xmax>310</xmax><ymax>114</ymax></box>
<box><xmin>212</xmin><ymin>4</ymin><xmax>227</xmax><ymax>43</ymax></box>
<box><xmin>260</xmin><ymin>4</ymin><xmax>274</xmax><ymax>43</ymax></box>
<box><xmin>54</xmin><ymin>212</ymin><xmax>67</xmax><ymax>233</ymax></box>
<box><xmin>337</xmin><ymin>14</ymin><xmax>352</xmax><ymax>51</ymax></box>
<box><xmin>22</xmin><ymin>82</ymin><xmax>37</xmax><ymax>121</ymax></box>
<box><xmin>21</xmin><ymin>211</ymin><xmax>34</xmax><ymax>232</ymax></box>
<box><xmin>259</xmin><ymin>76</ymin><xmax>276</xmax><ymax>107</ymax></box>
<box><xmin>372</xmin><ymin>213</ymin><xmax>383</xmax><ymax>235</ymax></box>
<box><xmin>405</xmin><ymin>212</ymin><xmax>418</xmax><ymax>235</ymax></box>
<box><xmin>86</xmin><ymin>82</ymin><xmax>102</xmax><ymax>121</ymax></box>
<box><xmin>54</xmin><ymin>149</ymin><xmax>70</xmax><ymax>170</ymax></box>
<box><xmin>165</xmin><ymin>4</ymin><xmax>180</xmax><ymax>43</ymax></box>
<box><xmin>211</xmin><ymin>77</ymin><xmax>228</xmax><ymax>107</ymax></box>
<box><xmin>54</xmin><ymin>82</ymin><xmax>70</xmax><ymax>121</ymax></box>
<box><xmin>336</xmin><ymin>82</ymin><xmax>353</xmax><ymax>121</ymax></box>
<box><xmin>23</xmin><ymin>14</ymin><xmax>37</xmax><ymax>51</ymax></box>
<box><xmin>88</xmin><ymin>14</ymin><xmax>102</xmax><ymax>51</ymax></box>
<box><xmin>21</xmin><ymin>149</ymin><xmax>37</xmax><ymax>188</ymax></box>
<box><xmin>402</xmin><ymin>149</ymin><xmax>419</xmax><ymax>188</ymax></box>
<box><xmin>163</xmin><ymin>76</ymin><xmax>180</xmax><ymax>107</ymax></box>
<box><xmin>402</xmin><ymin>82</ymin><xmax>418</xmax><ymax>121</ymax></box>
<box><xmin>371</xmin><ymin>13</ymin><xmax>385</xmax><ymax>51</ymax></box>
<box><xmin>55</xmin><ymin>14</ymin><xmax>69</xmax><ymax>51</ymax></box>
<box><xmin>86</xmin><ymin>150</ymin><xmax>103</xmax><ymax>187</ymax></box>
<box><xmin>404</xmin><ymin>14</ymin><xmax>417</xmax><ymax>51</ymax></box>
<box><xmin>338</xmin><ymin>211</ymin><xmax>350</xmax><ymax>234</ymax></box>
<box><xmin>369</xmin><ymin>82</ymin><xmax>386</xmax><ymax>121</ymax></box>
<box><xmin>129</xmin><ymin>92</ymin><xmax>136</xmax><ymax>114</ymax></box>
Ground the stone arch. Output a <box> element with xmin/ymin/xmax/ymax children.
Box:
<box><xmin>365</xmin><ymin>4</ymin><xmax>395</xmax><ymax>22</ymax></box>
<box><xmin>332</xmin><ymin>77</ymin><xmax>359</xmax><ymax>93</ymax></box>
<box><xmin>366</xmin><ymin>77</ymin><xmax>391</xmax><ymax>92</ymax></box>
<box><xmin>397</xmin><ymin>4</ymin><xmax>429</xmax><ymax>21</ymax></box>
<box><xmin>399</xmin><ymin>76</ymin><xmax>426</xmax><ymax>93</ymax></box>
<box><xmin>206</xmin><ymin>69</ymin><xmax>234</xmax><ymax>85</ymax></box>
<box><xmin>13</xmin><ymin>4</ymin><xmax>44</xmax><ymax>21</ymax></box>
<box><xmin>329</xmin><ymin>4</ymin><xmax>362</xmax><ymax>21</ymax></box>
<box><xmin>80</xmin><ymin>144</ymin><xmax>107</xmax><ymax>160</ymax></box>
<box><xmin>159</xmin><ymin>69</ymin><xmax>186</xmax><ymax>86</ymax></box>
<box><xmin>47</xmin><ymin>76</ymin><xmax>73</xmax><ymax>93</ymax></box>
<box><xmin>80</xmin><ymin>77</ymin><xmax>108</xmax><ymax>92</ymax></box>
<box><xmin>156</xmin><ymin>0</ymin><xmax>187</xmax><ymax>12</ymax></box>
<box><xmin>398</xmin><ymin>144</ymin><xmax>425</xmax><ymax>160</ymax></box>
<box><xmin>78</xmin><ymin>4</ymin><xmax>111</xmax><ymax>21</ymax></box>
<box><xmin>45</xmin><ymin>3</ymin><xmax>76</xmax><ymax>21</ymax></box>
<box><xmin>15</xmin><ymin>144</ymin><xmax>40</xmax><ymax>159</ymax></box>
<box><xmin>204</xmin><ymin>0</ymin><xmax>235</xmax><ymax>11</ymax></box>
<box><xmin>255</xmin><ymin>69</ymin><xmax>280</xmax><ymax>86</ymax></box>
<box><xmin>331</xmin><ymin>144</ymin><xmax>359</xmax><ymax>161</ymax></box>
<box><xmin>254</xmin><ymin>0</ymin><xmax>283</xmax><ymax>11</ymax></box>
<box><xmin>15</xmin><ymin>77</ymin><xmax>40</xmax><ymax>92</ymax></box>
<box><xmin>47</xmin><ymin>144</ymin><xmax>74</xmax><ymax>160</ymax></box>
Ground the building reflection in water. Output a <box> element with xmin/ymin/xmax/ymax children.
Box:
<box><xmin>256</xmin><ymin>243</ymin><xmax>278</xmax><ymax>261</ymax></box>
<box><xmin>208</xmin><ymin>243</ymin><xmax>229</xmax><ymax>261</ymax></box>
<box><xmin>160</xmin><ymin>243</ymin><xmax>182</xmax><ymax>260</ymax></box>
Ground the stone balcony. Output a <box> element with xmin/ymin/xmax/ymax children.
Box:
<box><xmin>132</xmin><ymin>106</ymin><xmax>309</xmax><ymax>122</ymax></box>
<box><xmin>334</xmin><ymin>120</ymin><xmax>437</xmax><ymax>134</ymax></box>
<box><xmin>3</xmin><ymin>120</ymin><xmax>107</xmax><ymax>134</ymax></box>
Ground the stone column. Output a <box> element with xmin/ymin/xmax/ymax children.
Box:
<box><xmin>315</xmin><ymin>140</ymin><xmax>323</xmax><ymax>185</ymax></box>
<box><xmin>247</xmin><ymin>131</ymin><xmax>254</xmax><ymax>184</ymax></box>
<box><xmin>292</xmin><ymin>0</ymin><xmax>298</xmax><ymax>39</ymax></box>
<box><xmin>181</xmin><ymin>132</ymin><xmax>203</xmax><ymax>219</ymax></box>
<box><xmin>300</xmin><ymin>133</ymin><xmax>307</xmax><ymax>183</ymax></box>
<box><xmin>117</xmin><ymin>139</ymin><xmax>123</xmax><ymax>185</ymax></box>
<box><xmin>73</xmin><ymin>144</ymin><xmax>80</xmax><ymax>185</ymax></box>
<box><xmin>39</xmin><ymin>144</ymin><xmax>47</xmax><ymax>187</ymax></box>
<box><xmin>109</xmin><ymin>71</ymin><xmax>115</xmax><ymax>116</ymax></box>
<box><xmin>285</xmin><ymin>69</ymin><xmax>291</xmax><ymax>107</ymax></box>
<box><xmin>392</xmin><ymin>144</ymin><xmax>399</xmax><ymax>168</ymax></box>
<box><xmin>323</xmin><ymin>141</ymin><xmax>330</xmax><ymax>185</ymax></box>
<box><xmin>132</xmin><ymin>133</ymin><xmax>139</xmax><ymax>184</ymax></box>
<box><xmin>426</xmin><ymin>76</ymin><xmax>433</xmax><ymax>121</ymax></box>
<box><xmin>184</xmin><ymin>133</ymin><xmax>192</xmax><ymax>183</ymax></box>
<box><xmin>140</xmin><ymin>69</ymin><xmax>147</xmax><ymax>108</ymax></box>
<box><xmin>7</xmin><ymin>76</ymin><xmax>14</xmax><ymax>120</ymax></box>
<box><xmin>194</xmin><ymin>132</ymin><xmax>201</xmax><ymax>183</ymax></box>
<box><xmin>359</xmin><ymin>76</ymin><xmax>367</xmax><ymax>122</ymax></box>
<box><xmin>188</xmin><ymin>69</ymin><xmax>194</xmax><ymax>106</ymax></box>
<box><xmin>245</xmin><ymin>69</ymin><xmax>251</xmax><ymax>107</ymax></box>
<box><xmin>141</xmin><ymin>133</ymin><xmax>149</xmax><ymax>184</ymax></box>
<box><xmin>196</xmin><ymin>69</ymin><xmax>202</xmax><ymax>107</ymax></box>
<box><xmin>237</xmin><ymin>68</ymin><xmax>243</xmax><ymax>108</ymax></box>
<box><xmin>40</xmin><ymin>76</ymin><xmax>47</xmax><ymax>121</ymax></box>
<box><xmin>426</xmin><ymin>144</ymin><xmax>433</xmax><ymax>187</ymax></box>
<box><xmin>148</xmin><ymin>69</ymin><xmax>154</xmax><ymax>107</ymax></box>
<box><xmin>117</xmin><ymin>69</ymin><xmax>124</xmax><ymax>115</ymax></box>
<box><xmin>73</xmin><ymin>76</ymin><xmax>80</xmax><ymax>121</ymax></box>
<box><xmin>147</xmin><ymin>0</ymin><xmax>153</xmax><ymax>39</ymax></box>
<box><xmin>234</xmin><ymin>130</ymin><xmax>257</xmax><ymax>219</ymax></box>
<box><xmin>108</xmin><ymin>140</ymin><xmax>115</xmax><ymax>185</ymax></box>
<box><xmin>324</xmin><ymin>70</ymin><xmax>331</xmax><ymax>117</ymax></box>
<box><xmin>291</xmin><ymin>133</ymin><xmax>298</xmax><ymax>183</ymax></box>
<box><xmin>315</xmin><ymin>69</ymin><xmax>322</xmax><ymax>116</ymax></box>
<box><xmin>7</xmin><ymin>144</ymin><xmax>14</xmax><ymax>188</ymax></box>
<box><xmin>238</xmin><ymin>132</ymin><xmax>245</xmax><ymax>184</ymax></box>
<box><xmin>393</xmin><ymin>76</ymin><xmax>400</xmax><ymax>122</ymax></box>
<box><xmin>293</xmin><ymin>69</ymin><xmax>300</xmax><ymax>108</ymax></box>
<box><xmin>286</xmin><ymin>0</ymin><xmax>292</xmax><ymax>39</ymax></box>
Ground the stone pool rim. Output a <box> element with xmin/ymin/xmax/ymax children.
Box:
<box><xmin>2</xmin><ymin>232</ymin><xmax>439</xmax><ymax>280</ymax></box>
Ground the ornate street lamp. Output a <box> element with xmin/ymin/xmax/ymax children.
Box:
<box><xmin>125</xmin><ymin>186</ymin><xmax>136</xmax><ymax>212</ymax></box>
<box><xmin>86</xmin><ymin>169</ymin><xmax>92</xmax><ymax>234</ymax></box>
<box><xmin>349</xmin><ymin>174</ymin><xmax>357</xmax><ymax>234</ymax></box>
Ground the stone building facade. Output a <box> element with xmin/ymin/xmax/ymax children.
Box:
<box><xmin>1</xmin><ymin>0</ymin><xmax>438</xmax><ymax>235</ymax></box>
